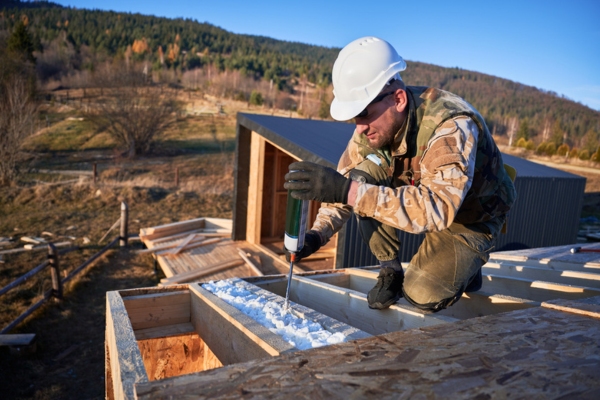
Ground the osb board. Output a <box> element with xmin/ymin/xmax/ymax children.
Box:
<box><xmin>135</xmin><ymin>298</ymin><xmax>600</xmax><ymax>399</ymax></box>
<box><xmin>490</xmin><ymin>243</ymin><xmax>600</xmax><ymax>269</ymax></box>
<box><xmin>137</xmin><ymin>333</ymin><xmax>222</xmax><ymax>381</ymax></box>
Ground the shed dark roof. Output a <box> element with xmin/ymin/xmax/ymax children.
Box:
<box><xmin>238</xmin><ymin>113</ymin><xmax>583</xmax><ymax>181</ymax></box>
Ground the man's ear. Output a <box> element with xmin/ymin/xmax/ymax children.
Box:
<box><xmin>394</xmin><ymin>89</ymin><xmax>408</xmax><ymax>113</ymax></box>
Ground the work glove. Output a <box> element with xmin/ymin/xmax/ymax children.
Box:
<box><xmin>285</xmin><ymin>230</ymin><xmax>322</xmax><ymax>262</ymax></box>
<box><xmin>284</xmin><ymin>161</ymin><xmax>351</xmax><ymax>204</ymax></box>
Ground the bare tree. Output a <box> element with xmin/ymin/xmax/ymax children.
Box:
<box><xmin>0</xmin><ymin>72</ymin><xmax>38</xmax><ymax>186</ymax></box>
<box><xmin>87</xmin><ymin>65</ymin><xmax>180</xmax><ymax>158</ymax></box>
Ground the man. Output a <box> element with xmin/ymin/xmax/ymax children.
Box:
<box><xmin>284</xmin><ymin>36</ymin><xmax>516</xmax><ymax>313</ymax></box>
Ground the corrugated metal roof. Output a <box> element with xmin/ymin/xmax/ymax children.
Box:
<box><xmin>238</xmin><ymin>113</ymin><xmax>352</xmax><ymax>167</ymax></box>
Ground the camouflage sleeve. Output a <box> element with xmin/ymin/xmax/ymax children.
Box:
<box><xmin>353</xmin><ymin>116</ymin><xmax>479</xmax><ymax>234</ymax></box>
<box><xmin>310</xmin><ymin>203</ymin><xmax>354</xmax><ymax>244</ymax></box>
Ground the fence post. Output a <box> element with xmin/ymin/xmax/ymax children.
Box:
<box><xmin>175</xmin><ymin>167</ymin><xmax>179</xmax><ymax>187</ymax></box>
<box><xmin>48</xmin><ymin>243</ymin><xmax>62</xmax><ymax>300</ymax></box>
<box><xmin>120</xmin><ymin>202</ymin><xmax>128</xmax><ymax>247</ymax></box>
<box><xmin>93</xmin><ymin>163</ymin><xmax>97</xmax><ymax>184</ymax></box>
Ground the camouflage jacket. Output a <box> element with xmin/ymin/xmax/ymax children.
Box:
<box><xmin>312</xmin><ymin>86</ymin><xmax>517</xmax><ymax>241</ymax></box>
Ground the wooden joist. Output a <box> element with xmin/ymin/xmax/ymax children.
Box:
<box><xmin>481</xmin><ymin>273</ymin><xmax>600</xmax><ymax>302</ymax></box>
<box><xmin>484</xmin><ymin>261</ymin><xmax>600</xmax><ymax>288</ymax></box>
<box><xmin>160</xmin><ymin>259</ymin><xmax>246</xmax><ymax>285</ymax></box>
<box><xmin>122</xmin><ymin>291</ymin><xmax>191</xmax><ymax>331</ymax></box>
<box><xmin>188</xmin><ymin>283</ymin><xmax>296</xmax><ymax>365</ymax></box>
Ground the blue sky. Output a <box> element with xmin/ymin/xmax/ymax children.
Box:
<box><xmin>53</xmin><ymin>0</ymin><xmax>600</xmax><ymax>111</ymax></box>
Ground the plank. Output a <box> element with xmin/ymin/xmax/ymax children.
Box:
<box><xmin>0</xmin><ymin>333</ymin><xmax>36</xmax><ymax>346</ymax></box>
<box><xmin>160</xmin><ymin>259</ymin><xmax>245</xmax><ymax>285</ymax></box>
<box><xmin>168</xmin><ymin>234</ymin><xmax>199</xmax><ymax>255</ymax></box>
<box><xmin>137</xmin><ymin>235</ymin><xmax>206</xmax><ymax>254</ymax></box>
<box><xmin>134</xmin><ymin>322</ymin><xmax>196</xmax><ymax>341</ymax></box>
<box><xmin>140</xmin><ymin>218</ymin><xmax>206</xmax><ymax>237</ymax></box>
<box><xmin>483</xmin><ymin>261</ymin><xmax>600</xmax><ymax>288</ymax></box>
<box><xmin>123</xmin><ymin>291</ymin><xmax>191</xmax><ymax>331</ymax></box>
<box><xmin>154</xmin><ymin>238</ymin><xmax>223</xmax><ymax>256</ymax></box>
<box><xmin>246</xmin><ymin>131</ymin><xmax>265</xmax><ymax>244</ymax></box>
<box><xmin>237</xmin><ymin>249</ymin><xmax>263</xmax><ymax>276</ymax></box>
<box><xmin>105</xmin><ymin>291</ymin><xmax>148</xmax><ymax>400</ymax></box>
<box><xmin>188</xmin><ymin>283</ymin><xmax>296</xmax><ymax>365</ymax></box>
<box><xmin>490</xmin><ymin>243</ymin><xmax>600</xmax><ymax>270</ymax></box>
<box><xmin>288</xmin><ymin>276</ymin><xmax>456</xmax><ymax>335</ymax></box>
<box><xmin>339</xmin><ymin>268</ymin><xmax>540</xmax><ymax>319</ymax></box>
<box><xmin>481</xmin><ymin>273</ymin><xmax>600</xmax><ymax>302</ymax></box>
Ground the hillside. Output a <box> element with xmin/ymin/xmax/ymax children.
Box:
<box><xmin>0</xmin><ymin>0</ymin><xmax>599</xmax><ymax>152</ymax></box>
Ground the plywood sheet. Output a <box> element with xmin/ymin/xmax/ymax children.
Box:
<box><xmin>135</xmin><ymin>303</ymin><xmax>600</xmax><ymax>399</ymax></box>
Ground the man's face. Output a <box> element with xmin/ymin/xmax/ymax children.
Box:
<box><xmin>354</xmin><ymin>90</ymin><xmax>406</xmax><ymax>149</ymax></box>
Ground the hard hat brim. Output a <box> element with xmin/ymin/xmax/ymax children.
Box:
<box><xmin>330</xmin><ymin>95</ymin><xmax>375</xmax><ymax>121</ymax></box>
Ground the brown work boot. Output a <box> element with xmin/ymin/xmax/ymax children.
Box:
<box><xmin>367</xmin><ymin>267</ymin><xmax>404</xmax><ymax>309</ymax></box>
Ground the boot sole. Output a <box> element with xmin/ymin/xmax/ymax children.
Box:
<box><xmin>368</xmin><ymin>294</ymin><xmax>400</xmax><ymax>310</ymax></box>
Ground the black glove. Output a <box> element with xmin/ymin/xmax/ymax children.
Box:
<box><xmin>284</xmin><ymin>161</ymin><xmax>351</xmax><ymax>203</ymax></box>
<box><xmin>285</xmin><ymin>230</ymin><xmax>322</xmax><ymax>262</ymax></box>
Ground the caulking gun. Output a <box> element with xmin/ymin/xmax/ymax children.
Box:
<box><xmin>283</xmin><ymin>190</ymin><xmax>309</xmax><ymax>311</ymax></box>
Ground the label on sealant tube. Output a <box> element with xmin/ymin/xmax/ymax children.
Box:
<box><xmin>284</xmin><ymin>190</ymin><xmax>309</xmax><ymax>253</ymax></box>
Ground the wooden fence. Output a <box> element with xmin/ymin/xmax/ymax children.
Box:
<box><xmin>0</xmin><ymin>202</ymin><xmax>129</xmax><ymax>335</ymax></box>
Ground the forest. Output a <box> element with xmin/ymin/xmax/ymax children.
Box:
<box><xmin>1</xmin><ymin>0</ymin><xmax>599</xmax><ymax>156</ymax></box>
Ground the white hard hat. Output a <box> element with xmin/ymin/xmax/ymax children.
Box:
<box><xmin>330</xmin><ymin>37</ymin><xmax>406</xmax><ymax>121</ymax></box>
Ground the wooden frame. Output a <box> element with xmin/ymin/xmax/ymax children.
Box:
<box><xmin>107</xmin><ymin>244</ymin><xmax>600</xmax><ymax>399</ymax></box>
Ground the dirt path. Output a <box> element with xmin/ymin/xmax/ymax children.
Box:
<box><xmin>0</xmin><ymin>248</ymin><xmax>158</xmax><ymax>400</ymax></box>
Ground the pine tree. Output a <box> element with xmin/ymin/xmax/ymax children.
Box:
<box><xmin>7</xmin><ymin>21</ymin><xmax>35</xmax><ymax>63</ymax></box>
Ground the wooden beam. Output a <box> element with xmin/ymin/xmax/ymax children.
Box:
<box><xmin>159</xmin><ymin>259</ymin><xmax>245</xmax><ymax>285</ymax></box>
<box><xmin>288</xmin><ymin>276</ymin><xmax>456</xmax><ymax>335</ymax></box>
<box><xmin>140</xmin><ymin>218</ymin><xmax>206</xmax><ymax>238</ymax></box>
<box><xmin>481</xmin><ymin>273</ymin><xmax>600</xmax><ymax>302</ymax></box>
<box><xmin>155</xmin><ymin>238</ymin><xmax>222</xmax><ymax>256</ymax></box>
<box><xmin>238</xmin><ymin>249</ymin><xmax>263</xmax><ymax>276</ymax></box>
<box><xmin>246</xmin><ymin>131</ymin><xmax>265</xmax><ymax>245</ymax></box>
<box><xmin>232</xmin><ymin>121</ymin><xmax>251</xmax><ymax>241</ymax></box>
<box><xmin>484</xmin><ymin>261</ymin><xmax>600</xmax><ymax>288</ymax></box>
<box><xmin>106</xmin><ymin>291</ymin><xmax>148</xmax><ymax>400</ymax></box>
<box><xmin>166</xmin><ymin>234</ymin><xmax>198</xmax><ymax>255</ymax></box>
<box><xmin>339</xmin><ymin>268</ymin><xmax>539</xmax><ymax>320</ymax></box>
<box><xmin>133</xmin><ymin>322</ymin><xmax>195</xmax><ymax>341</ymax></box>
<box><xmin>137</xmin><ymin>236</ymin><xmax>207</xmax><ymax>254</ymax></box>
<box><xmin>123</xmin><ymin>291</ymin><xmax>191</xmax><ymax>331</ymax></box>
<box><xmin>188</xmin><ymin>283</ymin><xmax>296</xmax><ymax>365</ymax></box>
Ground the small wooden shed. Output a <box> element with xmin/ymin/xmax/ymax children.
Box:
<box><xmin>233</xmin><ymin>113</ymin><xmax>586</xmax><ymax>269</ymax></box>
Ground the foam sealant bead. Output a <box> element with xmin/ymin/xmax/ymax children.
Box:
<box><xmin>202</xmin><ymin>279</ymin><xmax>347</xmax><ymax>350</ymax></box>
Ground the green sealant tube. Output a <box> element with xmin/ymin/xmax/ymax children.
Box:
<box><xmin>284</xmin><ymin>191</ymin><xmax>309</xmax><ymax>253</ymax></box>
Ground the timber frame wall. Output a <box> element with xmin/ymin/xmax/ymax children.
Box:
<box><xmin>234</xmin><ymin>115</ymin><xmax>341</xmax><ymax>268</ymax></box>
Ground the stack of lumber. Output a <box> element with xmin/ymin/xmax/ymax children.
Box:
<box><xmin>139</xmin><ymin>218</ymin><xmax>263</xmax><ymax>284</ymax></box>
